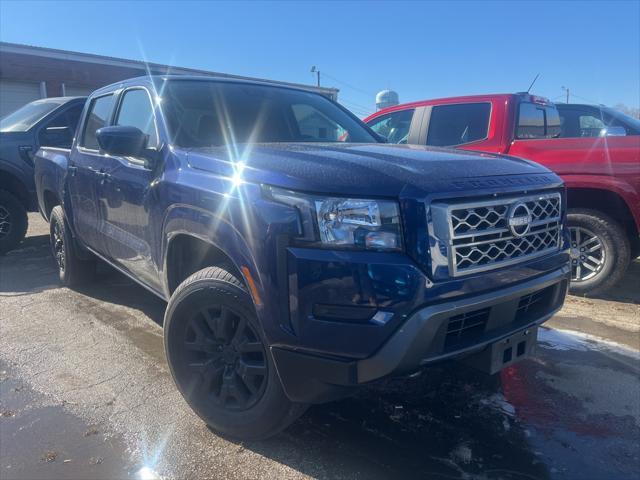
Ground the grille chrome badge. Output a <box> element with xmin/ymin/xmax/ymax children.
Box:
<box><xmin>507</xmin><ymin>202</ymin><xmax>532</xmax><ymax>237</ymax></box>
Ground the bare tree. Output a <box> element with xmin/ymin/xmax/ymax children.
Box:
<box><xmin>613</xmin><ymin>103</ymin><xmax>640</xmax><ymax>119</ymax></box>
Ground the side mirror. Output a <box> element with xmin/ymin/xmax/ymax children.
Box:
<box><xmin>96</xmin><ymin>125</ymin><xmax>147</xmax><ymax>157</ymax></box>
<box><xmin>599</xmin><ymin>126</ymin><xmax>626</xmax><ymax>137</ymax></box>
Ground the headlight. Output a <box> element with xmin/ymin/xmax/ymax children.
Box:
<box><xmin>267</xmin><ymin>187</ymin><xmax>402</xmax><ymax>251</ymax></box>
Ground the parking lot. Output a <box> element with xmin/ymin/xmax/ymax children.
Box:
<box><xmin>1</xmin><ymin>214</ymin><xmax>639</xmax><ymax>480</ymax></box>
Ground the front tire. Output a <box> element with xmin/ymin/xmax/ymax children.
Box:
<box><xmin>568</xmin><ymin>209</ymin><xmax>630</xmax><ymax>296</ymax></box>
<box><xmin>164</xmin><ymin>266</ymin><xmax>307</xmax><ymax>440</ymax></box>
<box><xmin>49</xmin><ymin>206</ymin><xmax>95</xmax><ymax>287</ymax></box>
<box><xmin>0</xmin><ymin>189</ymin><xmax>28</xmax><ymax>255</ymax></box>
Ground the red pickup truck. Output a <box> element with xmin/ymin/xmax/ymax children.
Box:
<box><xmin>365</xmin><ymin>94</ymin><xmax>640</xmax><ymax>295</ymax></box>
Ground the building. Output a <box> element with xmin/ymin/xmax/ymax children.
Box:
<box><xmin>0</xmin><ymin>42</ymin><xmax>338</xmax><ymax>118</ymax></box>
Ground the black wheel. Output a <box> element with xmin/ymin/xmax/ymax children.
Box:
<box><xmin>164</xmin><ymin>266</ymin><xmax>307</xmax><ymax>440</ymax></box>
<box><xmin>568</xmin><ymin>209</ymin><xmax>630</xmax><ymax>296</ymax></box>
<box><xmin>49</xmin><ymin>206</ymin><xmax>95</xmax><ymax>286</ymax></box>
<box><xmin>0</xmin><ymin>189</ymin><xmax>28</xmax><ymax>255</ymax></box>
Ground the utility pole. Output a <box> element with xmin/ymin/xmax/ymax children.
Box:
<box><xmin>310</xmin><ymin>66</ymin><xmax>320</xmax><ymax>87</ymax></box>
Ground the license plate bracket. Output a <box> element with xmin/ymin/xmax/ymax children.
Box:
<box><xmin>463</xmin><ymin>327</ymin><xmax>538</xmax><ymax>374</ymax></box>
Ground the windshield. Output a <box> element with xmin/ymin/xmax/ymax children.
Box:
<box><xmin>0</xmin><ymin>99</ymin><xmax>63</xmax><ymax>132</ymax></box>
<box><xmin>161</xmin><ymin>80</ymin><xmax>378</xmax><ymax>147</ymax></box>
<box><xmin>604</xmin><ymin>107</ymin><xmax>640</xmax><ymax>131</ymax></box>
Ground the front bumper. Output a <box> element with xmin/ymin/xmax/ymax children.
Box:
<box><xmin>272</xmin><ymin>264</ymin><xmax>570</xmax><ymax>403</ymax></box>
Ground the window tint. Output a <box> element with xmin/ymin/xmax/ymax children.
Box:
<box><xmin>116</xmin><ymin>89</ymin><xmax>158</xmax><ymax>148</ymax></box>
<box><xmin>516</xmin><ymin>102</ymin><xmax>561</xmax><ymax>139</ymax></box>
<box><xmin>367</xmin><ymin>109</ymin><xmax>414</xmax><ymax>144</ymax></box>
<box><xmin>81</xmin><ymin>95</ymin><xmax>114</xmax><ymax>150</ymax></box>
<box><xmin>426</xmin><ymin>103</ymin><xmax>490</xmax><ymax>147</ymax></box>
<box><xmin>38</xmin><ymin>103</ymin><xmax>84</xmax><ymax>148</ymax></box>
<box><xmin>291</xmin><ymin>104</ymin><xmax>346</xmax><ymax>141</ymax></box>
<box><xmin>161</xmin><ymin>80</ymin><xmax>377</xmax><ymax>147</ymax></box>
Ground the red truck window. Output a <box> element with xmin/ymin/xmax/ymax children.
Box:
<box><xmin>516</xmin><ymin>102</ymin><xmax>561</xmax><ymax>139</ymax></box>
<box><xmin>368</xmin><ymin>109</ymin><xmax>414</xmax><ymax>144</ymax></box>
<box><xmin>426</xmin><ymin>103</ymin><xmax>490</xmax><ymax>147</ymax></box>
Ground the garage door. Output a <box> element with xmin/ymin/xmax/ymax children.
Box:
<box><xmin>64</xmin><ymin>85</ymin><xmax>93</xmax><ymax>97</ymax></box>
<box><xmin>0</xmin><ymin>80</ymin><xmax>42</xmax><ymax>119</ymax></box>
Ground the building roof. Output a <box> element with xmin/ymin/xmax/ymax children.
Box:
<box><xmin>0</xmin><ymin>41</ymin><xmax>339</xmax><ymax>97</ymax></box>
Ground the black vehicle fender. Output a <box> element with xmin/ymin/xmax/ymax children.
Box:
<box><xmin>0</xmin><ymin>160</ymin><xmax>33</xmax><ymax>209</ymax></box>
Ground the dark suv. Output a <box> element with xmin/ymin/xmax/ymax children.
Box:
<box><xmin>0</xmin><ymin>96</ymin><xmax>85</xmax><ymax>254</ymax></box>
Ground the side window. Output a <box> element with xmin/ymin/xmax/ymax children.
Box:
<box><xmin>516</xmin><ymin>103</ymin><xmax>561</xmax><ymax>139</ymax></box>
<box><xmin>115</xmin><ymin>89</ymin><xmax>159</xmax><ymax>148</ymax></box>
<box><xmin>81</xmin><ymin>94</ymin><xmax>115</xmax><ymax>150</ymax></box>
<box><xmin>426</xmin><ymin>103</ymin><xmax>490</xmax><ymax>147</ymax></box>
<box><xmin>578</xmin><ymin>114</ymin><xmax>606</xmax><ymax>137</ymax></box>
<box><xmin>38</xmin><ymin>103</ymin><xmax>84</xmax><ymax>148</ymax></box>
<box><xmin>367</xmin><ymin>109</ymin><xmax>414</xmax><ymax>144</ymax></box>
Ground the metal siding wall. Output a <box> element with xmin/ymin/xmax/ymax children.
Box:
<box><xmin>0</xmin><ymin>80</ymin><xmax>42</xmax><ymax>118</ymax></box>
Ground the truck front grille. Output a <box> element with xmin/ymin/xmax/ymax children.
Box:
<box><xmin>431</xmin><ymin>192</ymin><xmax>562</xmax><ymax>276</ymax></box>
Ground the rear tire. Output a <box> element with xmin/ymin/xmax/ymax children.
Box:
<box><xmin>49</xmin><ymin>206</ymin><xmax>95</xmax><ymax>287</ymax></box>
<box><xmin>164</xmin><ymin>266</ymin><xmax>307</xmax><ymax>440</ymax></box>
<box><xmin>567</xmin><ymin>209</ymin><xmax>630</xmax><ymax>296</ymax></box>
<box><xmin>0</xmin><ymin>189</ymin><xmax>28</xmax><ymax>255</ymax></box>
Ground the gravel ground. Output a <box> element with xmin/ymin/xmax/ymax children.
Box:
<box><xmin>1</xmin><ymin>214</ymin><xmax>638</xmax><ymax>480</ymax></box>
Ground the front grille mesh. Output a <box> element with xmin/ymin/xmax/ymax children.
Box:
<box><xmin>445</xmin><ymin>192</ymin><xmax>562</xmax><ymax>275</ymax></box>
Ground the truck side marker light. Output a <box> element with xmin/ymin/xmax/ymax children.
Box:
<box><xmin>241</xmin><ymin>266</ymin><xmax>262</xmax><ymax>306</ymax></box>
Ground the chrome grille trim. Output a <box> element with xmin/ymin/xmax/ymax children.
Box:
<box><xmin>430</xmin><ymin>192</ymin><xmax>562</xmax><ymax>276</ymax></box>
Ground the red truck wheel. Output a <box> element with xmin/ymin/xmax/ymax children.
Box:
<box><xmin>567</xmin><ymin>209</ymin><xmax>630</xmax><ymax>296</ymax></box>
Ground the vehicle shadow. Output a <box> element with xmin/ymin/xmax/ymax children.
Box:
<box><xmin>0</xmin><ymin>234</ymin><xmax>59</xmax><ymax>295</ymax></box>
<box><xmin>572</xmin><ymin>258</ymin><xmax>640</xmax><ymax>305</ymax></box>
<box><xmin>240</xmin><ymin>365</ymin><xmax>548</xmax><ymax>480</ymax></box>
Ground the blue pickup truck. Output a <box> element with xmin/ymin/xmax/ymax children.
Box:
<box><xmin>0</xmin><ymin>96</ymin><xmax>86</xmax><ymax>254</ymax></box>
<box><xmin>34</xmin><ymin>76</ymin><xmax>571</xmax><ymax>439</ymax></box>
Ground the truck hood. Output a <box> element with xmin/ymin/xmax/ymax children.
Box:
<box><xmin>185</xmin><ymin>143</ymin><xmax>557</xmax><ymax>197</ymax></box>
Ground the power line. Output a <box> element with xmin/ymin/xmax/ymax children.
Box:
<box><xmin>321</xmin><ymin>71</ymin><xmax>375</xmax><ymax>97</ymax></box>
<box><xmin>340</xmin><ymin>98</ymin><xmax>374</xmax><ymax>114</ymax></box>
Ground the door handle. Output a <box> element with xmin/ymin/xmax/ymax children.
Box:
<box><xmin>97</xmin><ymin>171</ymin><xmax>112</xmax><ymax>185</ymax></box>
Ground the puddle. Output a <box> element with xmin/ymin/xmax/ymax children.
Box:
<box><xmin>0</xmin><ymin>361</ymin><xmax>137</xmax><ymax>480</ymax></box>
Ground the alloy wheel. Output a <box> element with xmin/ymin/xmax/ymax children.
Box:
<box><xmin>183</xmin><ymin>305</ymin><xmax>268</xmax><ymax>411</ymax></box>
<box><xmin>569</xmin><ymin>226</ymin><xmax>605</xmax><ymax>282</ymax></box>
<box><xmin>0</xmin><ymin>205</ymin><xmax>11</xmax><ymax>240</ymax></box>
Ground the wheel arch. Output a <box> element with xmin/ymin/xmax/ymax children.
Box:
<box><xmin>0</xmin><ymin>167</ymin><xmax>30</xmax><ymax>209</ymax></box>
<box><xmin>566</xmin><ymin>187</ymin><xmax>638</xmax><ymax>242</ymax></box>
<box><xmin>41</xmin><ymin>189</ymin><xmax>61</xmax><ymax>221</ymax></box>
<box><xmin>161</xmin><ymin>205</ymin><xmax>263</xmax><ymax>304</ymax></box>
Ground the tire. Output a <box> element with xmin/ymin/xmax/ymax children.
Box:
<box><xmin>0</xmin><ymin>189</ymin><xmax>28</xmax><ymax>255</ymax></box>
<box><xmin>49</xmin><ymin>206</ymin><xmax>95</xmax><ymax>287</ymax></box>
<box><xmin>567</xmin><ymin>208</ymin><xmax>630</xmax><ymax>296</ymax></box>
<box><xmin>164</xmin><ymin>266</ymin><xmax>307</xmax><ymax>440</ymax></box>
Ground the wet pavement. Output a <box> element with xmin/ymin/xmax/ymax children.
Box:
<box><xmin>1</xmin><ymin>215</ymin><xmax>639</xmax><ymax>480</ymax></box>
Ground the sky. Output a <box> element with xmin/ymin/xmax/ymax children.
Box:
<box><xmin>1</xmin><ymin>0</ymin><xmax>638</xmax><ymax>117</ymax></box>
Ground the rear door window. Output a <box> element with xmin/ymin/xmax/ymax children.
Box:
<box><xmin>81</xmin><ymin>94</ymin><xmax>114</xmax><ymax>150</ymax></box>
<box><xmin>426</xmin><ymin>103</ymin><xmax>490</xmax><ymax>147</ymax></box>
<box><xmin>516</xmin><ymin>102</ymin><xmax>561</xmax><ymax>139</ymax></box>
<box><xmin>367</xmin><ymin>109</ymin><xmax>414</xmax><ymax>144</ymax></box>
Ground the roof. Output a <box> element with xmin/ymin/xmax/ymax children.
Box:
<box><xmin>91</xmin><ymin>74</ymin><xmax>334</xmax><ymax>98</ymax></box>
<box><xmin>0</xmin><ymin>41</ymin><xmax>339</xmax><ymax>97</ymax></box>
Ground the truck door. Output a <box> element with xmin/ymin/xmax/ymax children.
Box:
<box><xmin>96</xmin><ymin>87</ymin><xmax>163</xmax><ymax>292</ymax></box>
<box><xmin>67</xmin><ymin>93</ymin><xmax>115</xmax><ymax>253</ymax></box>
